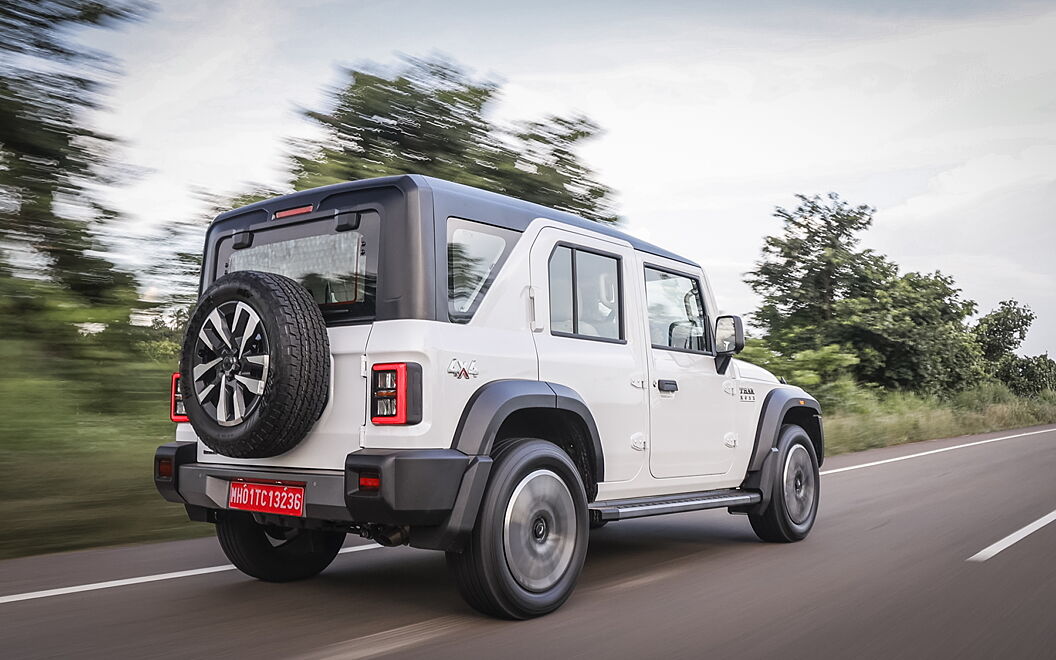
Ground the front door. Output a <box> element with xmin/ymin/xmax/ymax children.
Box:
<box><xmin>640</xmin><ymin>256</ymin><xmax>736</xmax><ymax>478</ymax></box>
<box><xmin>529</xmin><ymin>227</ymin><xmax>651</xmax><ymax>483</ymax></box>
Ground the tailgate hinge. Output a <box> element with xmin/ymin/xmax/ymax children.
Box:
<box><xmin>360</xmin><ymin>354</ymin><xmax>368</xmax><ymax>378</ymax></box>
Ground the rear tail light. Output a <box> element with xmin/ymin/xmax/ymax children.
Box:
<box><xmin>156</xmin><ymin>456</ymin><xmax>174</xmax><ymax>479</ymax></box>
<box><xmin>170</xmin><ymin>372</ymin><xmax>189</xmax><ymax>423</ymax></box>
<box><xmin>370</xmin><ymin>362</ymin><xmax>422</xmax><ymax>425</ymax></box>
<box><xmin>358</xmin><ymin>471</ymin><xmax>381</xmax><ymax>491</ymax></box>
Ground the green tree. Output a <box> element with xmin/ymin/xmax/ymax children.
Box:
<box><xmin>157</xmin><ymin>56</ymin><xmax>620</xmax><ymax>313</ymax></box>
<box><xmin>971</xmin><ymin>300</ymin><xmax>1056</xmax><ymax>395</ymax></box>
<box><xmin>973</xmin><ymin>300</ymin><xmax>1035</xmax><ymax>362</ymax></box>
<box><xmin>745</xmin><ymin>193</ymin><xmax>896</xmax><ymax>355</ymax></box>
<box><xmin>745</xmin><ymin>193</ymin><xmax>983</xmax><ymax>393</ymax></box>
<box><xmin>0</xmin><ymin>0</ymin><xmax>156</xmax><ymax>414</ymax></box>
<box><xmin>291</xmin><ymin>56</ymin><xmax>617</xmax><ymax>223</ymax></box>
<box><xmin>995</xmin><ymin>354</ymin><xmax>1056</xmax><ymax>396</ymax></box>
<box><xmin>0</xmin><ymin>0</ymin><xmax>147</xmax><ymax>304</ymax></box>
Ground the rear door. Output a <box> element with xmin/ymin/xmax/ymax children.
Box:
<box><xmin>178</xmin><ymin>209</ymin><xmax>382</xmax><ymax>470</ymax></box>
<box><xmin>528</xmin><ymin>228</ymin><xmax>650</xmax><ymax>483</ymax></box>
<box><xmin>640</xmin><ymin>256</ymin><xmax>737</xmax><ymax>478</ymax></box>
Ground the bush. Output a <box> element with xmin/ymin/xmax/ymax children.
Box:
<box><xmin>812</xmin><ymin>377</ymin><xmax>879</xmax><ymax>415</ymax></box>
<box><xmin>950</xmin><ymin>382</ymin><xmax>1018</xmax><ymax>410</ymax></box>
<box><xmin>824</xmin><ymin>387</ymin><xmax>1056</xmax><ymax>456</ymax></box>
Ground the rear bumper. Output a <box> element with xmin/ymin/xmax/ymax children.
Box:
<box><xmin>154</xmin><ymin>442</ymin><xmax>491</xmax><ymax>544</ymax></box>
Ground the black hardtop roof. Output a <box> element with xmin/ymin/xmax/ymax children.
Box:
<box><xmin>213</xmin><ymin>174</ymin><xmax>697</xmax><ymax>267</ymax></box>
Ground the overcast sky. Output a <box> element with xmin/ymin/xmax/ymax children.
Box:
<box><xmin>86</xmin><ymin>0</ymin><xmax>1056</xmax><ymax>355</ymax></box>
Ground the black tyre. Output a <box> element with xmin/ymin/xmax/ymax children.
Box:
<box><xmin>216</xmin><ymin>511</ymin><xmax>345</xmax><ymax>582</ymax></box>
<box><xmin>180</xmin><ymin>270</ymin><xmax>330</xmax><ymax>458</ymax></box>
<box><xmin>749</xmin><ymin>424</ymin><xmax>820</xmax><ymax>543</ymax></box>
<box><xmin>447</xmin><ymin>439</ymin><xmax>589</xmax><ymax>619</ymax></box>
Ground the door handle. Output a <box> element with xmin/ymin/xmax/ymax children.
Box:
<box><xmin>657</xmin><ymin>379</ymin><xmax>678</xmax><ymax>392</ymax></box>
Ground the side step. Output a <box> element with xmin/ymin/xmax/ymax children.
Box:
<box><xmin>590</xmin><ymin>489</ymin><xmax>761</xmax><ymax>521</ymax></box>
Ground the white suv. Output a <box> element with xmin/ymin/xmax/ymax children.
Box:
<box><xmin>155</xmin><ymin>175</ymin><xmax>824</xmax><ymax>619</ymax></box>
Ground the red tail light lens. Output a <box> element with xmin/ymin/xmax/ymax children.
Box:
<box><xmin>370</xmin><ymin>362</ymin><xmax>422</xmax><ymax>425</ymax></box>
<box><xmin>274</xmin><ymin>204</ymin><xmax>313</xmax><ymax>219</ymax></box>
<box><xmin>156</xmin><ymin>456</ymin><xmax>174</xmax><ymax>479</ymax></box>
<box><xmin>358</xmin><ymin>472</ymin><xmax>381</xmax><ymax>491</ymax></box>
<box><xmin>170</xmin><ymin>372</ymin><xmax>189</xmax><ymax>423</ymax></box>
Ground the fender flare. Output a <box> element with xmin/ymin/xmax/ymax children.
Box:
<box><xmin>450</xmin><ymin>379</ymin><xmax>605</xmax><ymax>482</ymax></box>
<box><xmin>747</xmin><ymin>388</ymin><xmax>823</xmax><ymax>473</ymax></box>
<box><xmin>412</xmin><ymin>379</ymin><xmax>604</xmax><ymax>552</ymax></box>
<box><xmin>735</xmin><ymin>387</ymin><xmax>823</xmax><ymax>515</ymax></box>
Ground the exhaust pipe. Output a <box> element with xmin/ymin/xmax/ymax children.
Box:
<box><xmin>372</xmin><ymin>525</ymin><xmax>409</xmax><ymax>547</ymax></box>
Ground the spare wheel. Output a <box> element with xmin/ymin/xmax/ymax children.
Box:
<box><xmin>179</xmin><ymin>270</ymin><xmax>330</xmax><ymax>458</ymax></box>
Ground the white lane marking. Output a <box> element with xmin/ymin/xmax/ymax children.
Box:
<box><xmin>297</xmin><ymin>616</ymin><xmax>468</xmax><ymax>660</ymax></box>
<box><xmin>967</xmin><ymin>509</ymin><xmax>1056</xmax><ymax>562</ymax></box>
<box><xmin>0</xmin><ymin>543</ymin><xmax>380</xmax><ymax>605</ymax></box>
<box><xmin>819</xmin><ymin>428</ymin><xmax>1055</xmax><ymax>476</ymax></box>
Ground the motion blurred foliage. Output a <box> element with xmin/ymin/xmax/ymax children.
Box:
<box><xmin>292</xmin><ymin>56</ymin><xmax>617</xmax><ymax>223</ymax></box>
<box><xmin>148</xmin><ymin>55</ymin><xmax>621</xmax><ymax>329</ymax></box>
<box><xmin>742</xmin><ymin>193</ymin><xmax>1056</xmax><ymax>407</ymax></box>
<box><xmin>0</xmin><ymin>1</ymin><xmax>200</xmax><ymax>558</ymax></box>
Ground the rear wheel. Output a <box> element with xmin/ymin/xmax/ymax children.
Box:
<box><xmin>447</xmin><ymin>439</ymin><xmax>588</xmax><ymax>619</ymax></box>
<box><xmin>216</xmin><ymin>511</ymin><xmax>345</xmax><ymax>582</ymax></box>
<box><xmin>749</xmin><ymin>424</ymin><xmax>819</xmax><ymax>543</ymax></box>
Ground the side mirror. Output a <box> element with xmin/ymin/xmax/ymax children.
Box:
<box><xmin>715</xmin><ymin>315</ymin><xmax>744</xmax><ymax>355</ymax></box>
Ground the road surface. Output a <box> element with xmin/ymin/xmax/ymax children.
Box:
<box><xmin>2</xmin><ymin>425</ymin><xmax>1055</xmax><ymax>659</ymax></box>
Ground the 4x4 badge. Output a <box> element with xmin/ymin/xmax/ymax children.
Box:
<box><xmin>447</xmin><ymin>358</ymin><xmax>479</xmax><ymax>379</ymax></box>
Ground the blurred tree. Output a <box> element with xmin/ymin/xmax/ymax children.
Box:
<box><xmin>0</xmin><ymin>1</ymin><xmax>158</xmax><ymax>418</ymax></box>
<box><xmin>0</xmin><ymin>0</ymin><xmax>148</xmax><ymax>305</ymax></box>
<box><xmin>291</xmin><ymin>56</ymin><xmax>618</xmax><ymax>223</ymax></box>
<box><xmin>739</xmin><ymin>339</ymin><xmax>859</xmax><ymax>388</ymax></box>
<box><xmin>155</xmin><ymin>56</ymin><xmax>619</xmax><ymax>315</ymax></box>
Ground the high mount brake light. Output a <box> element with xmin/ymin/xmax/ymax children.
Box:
<box><xmin>274</xmin><ymin>204</ymin><xmax>314</xmax><ymax>219</ymax></box>
<box><xmin>170</xmin><ymin>372</ymin><xmax>189</xmax><ymax>423</ymax></box>
<box><xmin>370</xmin><ymin>362</ymin><xmax>422</xmax><ymax>425</ymax></box>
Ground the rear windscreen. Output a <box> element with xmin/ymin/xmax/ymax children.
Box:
<box><xmin>217</xmin><ymin>210</ymin><xmax>379</xmax><ymax>324</ymax></box>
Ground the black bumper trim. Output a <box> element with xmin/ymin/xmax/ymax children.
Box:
<box><xmin>154</xmin><ymin>441</ymin><xmax>197</xmax><ymax>503</ymax></box>
<box><xmin>345</xmin><ymin>448</ymin><xmax>474</xmax><ymax>526</ymax></box>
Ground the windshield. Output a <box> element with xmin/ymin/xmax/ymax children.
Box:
<box><xmin>218</xmin><ymin>210</ymin><xmax>380</xmax><ymax>324</ymax></box>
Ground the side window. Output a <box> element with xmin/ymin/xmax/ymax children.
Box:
<box><xmin>644</xmin><ymin>267</ymin><xmax>709</xmax><ymax>352</ymax></box>
<box><xmin>447</xmin><ymin>218</ymin><xmax>520</xmax><ymax>322</ymax></box>
<box><xmin>548</xmin><ymin>245</ymin><xmax>623</xmax><ymax>341</ymax></box>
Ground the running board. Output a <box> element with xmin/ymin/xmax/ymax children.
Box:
<box><xmin>590</xmin><ymin>489</ymin><xmax>761</xmax><ymax>521</ymax></box>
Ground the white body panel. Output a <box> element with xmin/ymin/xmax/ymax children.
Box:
<box><xmin>639</xmin><ymin>252</ymin><xmax>738</xmax><ymax>479</ymax></box>
<box><xmin>528</xmin><ymin>226</ymin><xmax>651</xmax><ymax>484</ymax></box>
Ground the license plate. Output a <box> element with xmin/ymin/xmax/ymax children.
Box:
<box><xmin>228</xmin><ymin>482</ymin><xmax>305</xmax><ymax>517</ymax></box>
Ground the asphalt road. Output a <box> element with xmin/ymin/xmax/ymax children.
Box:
<box><xmin>2</xmin><ymin>425</ymin><xmax>1055</xmax><ymax>660</ymax></box>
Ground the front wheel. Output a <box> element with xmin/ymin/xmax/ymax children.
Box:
<box><xmin>216</xmin><ymin>511</ymin><xmax>345</xmax><ymax>582</ymax></box>
<box><xmin>749</xmin><ymin>424</ymin><xmax>820</xmax><ymax>543</ymax></box>
<box><xmin>447</xmin><ymin>438</ymin><xmax>588</xmax><ymax>619</ymax></box>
